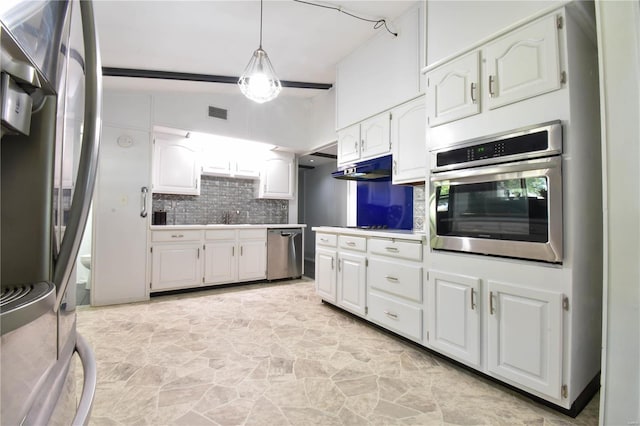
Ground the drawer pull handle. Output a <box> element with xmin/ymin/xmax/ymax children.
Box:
<box><xmin>171</xmin><ymin>234</ymin><xmax>184</xmax><ymax>238</ymax></box>
<box><xmin>384</xmin><ymin>310</ymin><xmax>398</xmax><ymax>319</ymax></box>
<box><xmin>346</xmin><ymin>241</ymin><xmax>356</xmax><ymax>246</ymax></box>
<box><xmin>320</xmin><ymin>238</ymin><xmax>329</xmax><ymax>242</ymax></box>
<box><xmin>385</xmin><ymin>276</ymin><xmax>399</xmax><ymax>282</ymax></box>
<box><xmin>385</xmin><ymin>247</ymin><xmax>399</xmax><ymax>253</ymax></box>
<box><xmin>489</xmin><ymin>291</ymin><xmax>495</xmax><ymax>315</ymax></box>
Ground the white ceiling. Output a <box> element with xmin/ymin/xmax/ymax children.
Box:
<box><xmin>94</xmin><ymin>0</ymin><xmax>416</xmax><ymax>97</ymax></box>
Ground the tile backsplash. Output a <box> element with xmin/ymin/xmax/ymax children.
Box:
<box><xmin>152</xmin><ymin>176</ymin><xmax>288</xmax><ymax>225</ymax></box>
<box><xmin>413</xmin><ymin>184</ymin><xmax>426</xmax><ymax>232</ymax></box>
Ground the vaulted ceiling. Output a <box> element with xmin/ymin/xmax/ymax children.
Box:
<box><xmin>94</xmin><ymin>0</ymin><xmax>416</xmax><ymax>97</ymax></box>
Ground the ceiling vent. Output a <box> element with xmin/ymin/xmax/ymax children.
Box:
<box><xmin>208</xmin><ymin>106</ymin><xmax>228</xmax><ymax>120</ymax></box>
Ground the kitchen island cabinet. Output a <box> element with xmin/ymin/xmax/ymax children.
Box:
<box><xmin>315</xmin><ymin>233</ymin><xmax>337</xmax><ymax>303</ymax></box>
<box><xmin>336</xmin><ymin>235</ymin><xmax>367</xmax><ymax>316</ymax></box>
<box><xmin>312</xmin><ymin>227</ymin><xmax>427</xmax><ymax>337</ymax></box>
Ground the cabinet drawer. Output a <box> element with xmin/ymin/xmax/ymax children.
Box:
<box><xmin>339</xmin><ymin>235</ymin><xmax>366</xmax><ymax>252</ymax></box>
<box><xmin>205</xmin><ymin>229</ymin><xmax>236</xmax><ymax>241</ymax></box>
<box><xmin>239</xmin><ymin>228</ymin><xmax>266</xmax><ymax>240</ymax></box>
<box><xmin>368</xmin><ymin>258</ymin><xmax>422</xmax><ymax>302</ymax></box>
<box><xmin>152</xmin><ymin>230</ymin><xmax>201</xmax><ymax>242</ymax></box>
<box><xmin>368</xmin><ymin>238</ymin><xmax>422</xmax><ymax>261</ymax></box>
<box><xmin>368</xmin><ymin>292</ymin><xmax>422</xmax><ymax>342</ymax></box>
<box><xmin>317</xmin><ymin>233</ymin><xmax>337</xmax><ymax>247</ymax></box>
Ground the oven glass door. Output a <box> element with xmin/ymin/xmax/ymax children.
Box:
<box><xmin>430</xmin><ymin>156</ymin><xmax>562</xmax><ymax>263</ymax></box>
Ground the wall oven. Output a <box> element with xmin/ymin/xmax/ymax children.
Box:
<box><xmin>429</xmin><ymin>121</ymin><xmax>563</xmax><ymax>263</ymax></box>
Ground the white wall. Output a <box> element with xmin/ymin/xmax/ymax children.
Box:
<box><xmin>596</xmin><ymin>1</ymin><xmax>640</xmax><ymax>424</ymax></box>
<box><xmin>152</xmin><ymin>91</ymin><xmax>314</xmax><ymax>152</ymax></box>
<box><xmin>336</xmin><ymin>2</ymin><xmax>424</xmax><ymax>129</ymax></box>
<box><xmin>426</xmin><ymin>0</ymin><xmax>561</xmax><ymax>65</ymax></box>
<box><xmin>308</xmin><ymin>88</ymin><xmax>337</xmax><ymax>147</ymax></box>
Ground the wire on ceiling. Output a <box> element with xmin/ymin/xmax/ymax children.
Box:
<box><xmin>292</xmin><ymin>0</ymin><xmax>398</xmax><ymax>37</ymax></box>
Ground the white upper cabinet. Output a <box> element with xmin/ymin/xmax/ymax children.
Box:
<box><xmin>425</xmin><ymin>11</ymin><xmax>563</xmax><ymax>130</ymax></box>
<box><xmin>485</xmin><ymin>14</ymin><xmax>561</xmax><ymax>110</ymax></box>
<box><xmin>257</xmin><ymin>151</ymin><xmax>295</xmax><ymax>199</ymax></box>
<box><xmin>392</xmin><ymin>96</ymin><xmax>427</xmax><ymax>184</ymax></box>
<box><xmin>337</xmin><ymin>112</ymin><xmax>391</xmax><ymax>166</ymax></box>
<box><xmin>200</xmin><ymin>139</ymin><xmax>261</xmax><ymax>179</ymax></box>
<box><xmin>337</xmin><ymin>123</ymin><xmax>361</xmax><ymax>165</ymax></box>
<box><xmin>152</xmin><ymin>137</ymin><xmax>200</xmax><ymax>195</ymax></box>
<box><xmin>360</xmin><ymin>113</ymin><xmax>391</xmax><ymax>161</ymax></box>
<box><xmin>426</xmin><ymin>51</ymin><xmax>480</xmax><ymax>127</ymax></box>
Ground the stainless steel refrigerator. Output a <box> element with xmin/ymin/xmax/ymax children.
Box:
<box><xmin>1</xmin><ymin>0</ymin><xmax>100</xmax><ymax>424</ymax></box>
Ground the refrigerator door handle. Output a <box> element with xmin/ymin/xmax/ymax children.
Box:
<box><xmin>72</xmin><ymin>334</ymin><xmax>97</xmax><ymax>426</ymax></box>
<box><xmin>140</xmin><ymin>186</ymin><xmax>148</xmax><ymax>218</ymax></box>
<box><xmin>53</xmin><ymin>0</ymin><xmax>102</xmax><ymax>309</ymax></box>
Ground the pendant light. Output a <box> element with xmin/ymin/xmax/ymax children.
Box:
<box><xmin>238</xmin><ymin>0</ymin><xmax>282</xmax><ymax>103</ymax></box>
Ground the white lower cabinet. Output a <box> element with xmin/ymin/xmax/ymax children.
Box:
<box><xmin>238</xmin><ymin>230</ymin><xmax>267</xmax><ymax>281</ymax></box>
<box><xmin>487</xmin><ymin>280</ymin><xmax>563</xmax><ymax>399</ymax></box>
<box><xmin>151</xmin><ymin>227</ymin><xmax>268</xmax><ymax>292</ymax></box>
<box><xmin>313</xmin><ymin>230</ymin><xmax>425</xmax><ymax>342</ymax></box>
<box><xmin>204</xmin><ymin>230</ymin><xmax>237</xmax><ymax>285</ymax></box>
<box><xmin>337</xmin><ymin>251</ymin><xmax>367</xmax><ymax>316</ymax></box>
<box><xmin>427</xmin><ymin>271</ymin><xmax>481</xmax><ymax>367</ymax></box>
<box><xmin>315</xmin><ymin>247</ymin><xmax>337</xmax><ymax>303</ymax></box>
<box><xmin>204</xmin><ymin>229</ymin><xmax>266</xmax><ymax>285</ymax></box>
<box><xmin>151</xmin><ymin>243</ymin><xmax>202</xmax><ymax>292</ymax></box>
<box><xmin>368</xmin><ymin>292</ymin><xmax>422</xmax><ymax>342</ymax></box>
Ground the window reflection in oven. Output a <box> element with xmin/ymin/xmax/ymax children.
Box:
<box><xmin>435</xmin><ymin>176</ymin><xmax>549</xmax><ymax>243</ymax></box>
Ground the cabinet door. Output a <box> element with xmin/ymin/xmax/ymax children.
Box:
<box><xmin>428</xmin><ymin>271</ymin><xmax>481</xmax><ymax>367</ymax></box>
<box><xmin>315</xmin><ymin>248</ymin><xmax>337</xmax><ymax>302</ymax></box>
<box><xmin>151</xmin><ymin>244</ymin><xmax>202</xmax><ymax>291</ymax></box>
<box><xmin>258</xmin><ymin>151</ymin><xmax>295</xmax><ymax>199</ymax></box>
<box><xmin>204</xmin><ymin>241</ymin><xmax>237</xmax><ymax>284</ymax></box>
<box><xmin>487</xmin><ymin>280</ymin><xmax>563</xmax><ymax>399</ymax></box>
<box><xmin>337</xmin><ymin>252</ymin><xmax>367</xmax><ymax>316</ymax></box>
<box><xmin>152</xmin><ymin>137</ymin><xmax>201</xmax><ymax>195</ymax></box>
<box><xmin>238</xmin><ymin>240</ymin><xmax>267</xmax><ymax>281</ymax></box>
<box><xmin>337</xmin><ymin>123</ymin><xmax>361</xmax><ymax>166</ymax></box>
<box><xmin>360</xmin><ymin>112</ymin><xmax>391</xmax><ymax>160</ymax></box>
<box><xmin>426</xmin><ymin>50</ymin><xmax>480</xmax><ymax>127</ymax></box>
<box><xmin>234</xmin><ymin>156</ymin><xmax>260</xmax><ymax>179</ymax></box>
<box><xmin>392</xmin><ymin>97</ymin><xmax>427</xmax><ymax>184</ymax></box>
<box><xmin>485</xmin><ymin>14</ymin><xmax>561</xmax><ymax>110</ymax></box>
<box><xmin>201</xmin><ymin>151</ymin><xmax>232</xmax><ymax>177</ymax></box>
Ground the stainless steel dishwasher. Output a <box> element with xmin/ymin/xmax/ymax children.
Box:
<box><xmin>267</xmin><ymin>228</ymin><xmax>303</xmax><ymax>280</ymax></box>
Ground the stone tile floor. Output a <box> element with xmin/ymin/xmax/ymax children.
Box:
<box><xmin>77</xmin><ymin>280</ymin><xmax>599</xmax><ymax>425</ymax></box>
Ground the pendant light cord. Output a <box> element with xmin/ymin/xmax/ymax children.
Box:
<box><xmin>292</xmin><ymin>0</ymin><xmax>398</xmax><ymax>37</ymax></box>
<box><xmin>259</xmin><ymin>0</ymin><xmax>264</xmax><ymax>48</ymax></box>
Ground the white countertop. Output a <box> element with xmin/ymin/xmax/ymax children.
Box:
<box><xmin>312</xmin><ymin>226</ymin><xmax>426</xmax><ymax>242</ymax></box>
<box><xmin>150</xmin><ymin>224</ymin><xmax>307</xmax><ymax>230</ymax></box>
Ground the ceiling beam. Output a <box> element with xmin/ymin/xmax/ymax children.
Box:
<box><xmin>102</xmin><ymin>67</ymin><xmax>333</xmax><ymax>90</ymax></box>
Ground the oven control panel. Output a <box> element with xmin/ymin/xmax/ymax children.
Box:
<box><xmin>436</xmin><ymin>130</ymin><xmax>550</xmax><ymax>168</ymax></box>
<box><xmin>431</xmin><ymin>121</ymin><xmax>564</xmax><ymax>172</ymax></box>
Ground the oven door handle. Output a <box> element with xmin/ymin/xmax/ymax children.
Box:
<box><xmin>430</xmin><ymin>156</ymin><xmax>561</xmax><ymax>185</ymax></box>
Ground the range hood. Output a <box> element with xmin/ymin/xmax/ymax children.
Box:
<box><xmin>331</xmin><ymin>155</ymin><xmax>392</xmax><ymax>181</ymax></box>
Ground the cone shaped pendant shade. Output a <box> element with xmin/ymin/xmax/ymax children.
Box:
<box><xmin>238</xmin><ymin>0</ymin><xmax>281</xmax><ymax>103</ymax></box>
